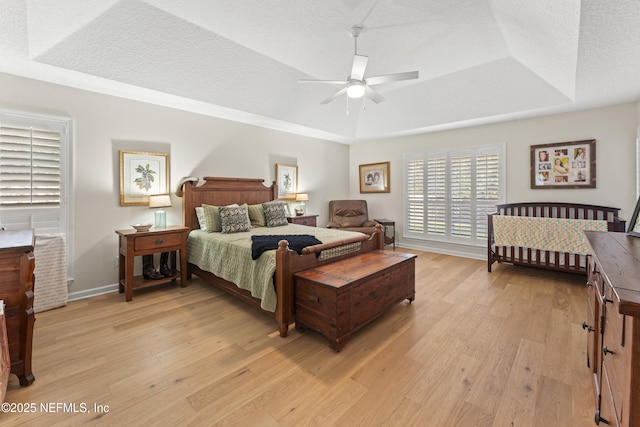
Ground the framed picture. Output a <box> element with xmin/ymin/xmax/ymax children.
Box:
<box><xmin>120</xmin><ymin>150</ymin><xmax>169</xmax><ymax>206</ymax></box>
<box><xmin>276</xmin><ymin>163</ymin><xmax>297</xmax><ymax>199</ymax></box>
<box><xmin>530</xmin><ymin>139</ymin><xmax>595</xmax><ymax>189</ymax></box>
<box><xmin>359</xmin><ymin>161</ymin><xmax>390</xmax><ymax>193</ymax></box>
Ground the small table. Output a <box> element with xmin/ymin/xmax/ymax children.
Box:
<box><xmin>116</xmin><ymin>226</ymin><xmax>189</xmax><ymax>301</ymax></box>
<box><xmin>374</xmin><ymin>219</ymin><xmax>395</xmax><ymax>250</ymax></box>
<box><xmin>287</xmin><ymin>214</ymin><xmax>318</xmax><ymax>227</ymax></box>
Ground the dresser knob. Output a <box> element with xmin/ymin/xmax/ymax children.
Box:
<box><xmin>581</xmin><ymin>321</ymin><xmax>594</xmax><ymax>333</ymax></box>
<box><xmin>603</xmin><ymin>346</ymin><xmax>616</xmax><ymax>356</ymax></box>
<box><xmin>155</xmin><ymin>238</ymin><xmax>164</xmax><ymax>245</ymax></box>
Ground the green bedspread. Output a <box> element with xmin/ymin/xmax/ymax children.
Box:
<box><xmin>187</xmin><ymin>224</ymin><xmax>365</xmax><ymax>312</ymax></box>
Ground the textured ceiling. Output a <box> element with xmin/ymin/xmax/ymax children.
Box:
<box><xmin>1</xmin><ymin>0</ymin><xmax>640</xmax><ymax>143</ymax></box>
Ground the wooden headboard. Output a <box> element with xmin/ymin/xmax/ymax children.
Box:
<box><xmin>180</xmin><ymin>177</ymin><xmax>278</xmax><ymax>230</ymax></box>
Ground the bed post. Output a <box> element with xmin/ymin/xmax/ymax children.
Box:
<box><xmin>274</xmin><ymin>240</ymin><xmax>292</xmax><ymax>337</ymax></box>
<box><xmin>374</xmin><ymin>224</ymin><xmax>384</xmax><ymax>249</ymax></box>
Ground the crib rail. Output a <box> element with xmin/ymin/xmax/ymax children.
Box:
<box><xmin>488</xmin><ymin>202</ymin><xmax>625</xmax><ymax>275</ymax></box>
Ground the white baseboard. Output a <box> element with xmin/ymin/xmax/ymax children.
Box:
<box><xmin>396</xmin><ymin>242</ymin><xmax>485</xmax><ymax>261</ymax></box>
<box><xmin>67</xmin><ymin>283</ymin><xmax>118</xmax><ymax>302</ymax></box>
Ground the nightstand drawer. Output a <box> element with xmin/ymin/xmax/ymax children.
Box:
<box><xmin>134</xmin><ymin>233</ymin><xmax>182</xmax><ymax>251</ymax></box>
<box><xmin>287</xmin><ymin>215</ymin><xmax>318</xmax><ymax>227</ymax></box>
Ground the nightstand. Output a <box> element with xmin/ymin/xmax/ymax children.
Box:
<box><xmin>287</xmin><ymin>214</ymin><xmax>318</xmax><ymax>227</ymax></box>
<box><xmin>116</xmin><ymin>226</ymin><xmax>189</xmax><ymax>301</ymax></box>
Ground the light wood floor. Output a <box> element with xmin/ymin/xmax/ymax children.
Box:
<box><xmin>4</xmin><ymin>250</ymin><xmax>595</xmax><ymax>426</ymax></box>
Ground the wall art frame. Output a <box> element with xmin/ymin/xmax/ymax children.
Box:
<box><xmin>120</xmin><ymin>150</ymin><xmax>169</xmax><ymax>206</ymax></box>
<box><xmin>530</xmin><ymin>139</ymin><xmax>596</xmax><ymax>189</ymax></box>
<box><xmin>359</xmin><ymin>161</ymin><xmax>390</xmax><ymax>193</ymax></box>
<box><xmin>276</xmin><ymin>163</ymin><xmax>298</xmax><ymax>200</ymax></box>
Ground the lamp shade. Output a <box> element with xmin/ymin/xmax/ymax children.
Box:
<box><xmin>295</xmin><ymin>193</ymin><xmax>309</xmax><ymax>202</ymax></box>
<box><xmin>149</xmin><ymin>194</ymin><xmax>172</xmax><ymax>208</ymax></box>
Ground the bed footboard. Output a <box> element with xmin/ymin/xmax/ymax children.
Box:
<box><xmin>274</xmin><ymin>226</ymin><xmax>384</xmax><ymax>336</ymax></box>
<box><xmin>488</xmin><ymin>202</ymin><xmax>625</xmax><ymax>275</ymax></box>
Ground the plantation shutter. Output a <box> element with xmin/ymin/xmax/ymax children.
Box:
<box><xmin>450</xmin><ymin>152</ymin><xmax>472</xmax><ymax>239</ymax></box>
<box><xmin>0</xmin><ymin>124</ymin><xmax>61</xmax><ymax>206</ymax></box>
<box><xmin>475</xmin><ymin>151</ymin><xmax>501</xmax><ymax>240</ymax></box>
<box><xmin>403</xmin><ymin>144</ymin><xmax>504</xmax><ymax>246</ymax></box>
<box><xmin>406</xmin><ymin>157</ymin><xmax>425</xmax><ymax>233</ymax></box>
<box><xmin>426</xmin><ymin>154</ymin><xmax>446</xmax><ymax>236</ymax></box>
<box><xmin>0</xmin><ymin>112</ymin><xmax>70</xmax><ymax>235</ymax></box>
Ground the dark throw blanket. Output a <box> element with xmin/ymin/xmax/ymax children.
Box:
<box><xmin>251</xmin><ymin>234</ymin><xmax>322</xmax><ymax>260</ymax></box>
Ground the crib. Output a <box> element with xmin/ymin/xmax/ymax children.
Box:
<box><xmin>488</xmin><ymin>202</ymin><xmax>626</xmax><ymax>275</ymax></box>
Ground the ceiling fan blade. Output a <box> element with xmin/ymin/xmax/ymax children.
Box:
<box><xmin>299</xmin><ymin>79</ymin><xmax>349</xmax><ymax>84</ymax></box>
<box><xmin>365</xmin><ymin>86</ymin><xmax>385</xmax><ymax>104</ymax></box>
<box><xmin>321</xmin><ymin>87</ymin><xmax>348</xmax><ymax>104</ymax></box>
<box><xmin>365</xmin><ymin>70</ymin><xmax>419</xmax><ymax>86</ymax></box>
<box><xmin>350</xmin><ymin>55</ymin><xmax>368</xmax><ymax>81</ymax></box>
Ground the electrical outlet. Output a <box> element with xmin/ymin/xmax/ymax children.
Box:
<box><xmin>115</xmin><ymin>256</ymin><xmax>119</xmax><ymax>268</ymax></box>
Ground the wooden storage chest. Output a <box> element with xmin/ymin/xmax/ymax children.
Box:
<box><xmin>294</xmin><ymin>250</ymin><xmax>416</xmax><ymax>351</ymax></box>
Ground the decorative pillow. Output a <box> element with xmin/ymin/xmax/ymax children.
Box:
<box><xmin>202</xmin><ymin>203</ymin><xmax>238</xmax><ymax>232</ymax></box>
<box><xmin>195</xmin><ymin>206</ymin><xmax>207</xmax><ymax>231</ymax></box>
<box><xmin>247</xmin><ymin>203</ymin><xmax>266</xmax><ymax>227</ymax></box>
<box><xmin>262</xmin><ymin>202</ymin><xmax>289</xmax><ymax>227</ymax></box>
<box><xmin>219</xmin><ymin>205</ymin><xmax>251</xmax><ymax>233</ymax></box>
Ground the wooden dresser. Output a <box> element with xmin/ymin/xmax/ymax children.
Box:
<box><xmin>0</xmin><ymin>229</ymin><xmax>36</xmax><ymax>386</ymax></box>
<box><xmin>584</xmin><ymin>231</ymin><xmax>640</xmax><ymax>426</ymax></box>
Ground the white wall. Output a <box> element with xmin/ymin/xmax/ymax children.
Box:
<box><xmin>350</xmin><ymin>102</ymin><xmax>640</xmax><ymax>258</ymax></box>
<box><xmin>0</xmin><ymin>72</ymin><xmax>350</xmax><ymax>296</ymax></box>
<box><xmin>2</xmin><ymin>70</ymin><xmax>638</xmax><ymax>295</ymax></box>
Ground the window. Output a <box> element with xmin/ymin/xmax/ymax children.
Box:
<box><xmin>0</xmin><ymin>111</ymin><xmax>71</xmax><ymax>235</ymax></box>
<box><xmin>404</xmin><ymin>144</ymin><xmax>505</xmax><ymax>246</ymax></box>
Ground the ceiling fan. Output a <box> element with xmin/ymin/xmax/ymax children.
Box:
<box><xmin>299</xmin><ymin>26</ymin><xmax>419</xmax><ymax>105</ymax></box>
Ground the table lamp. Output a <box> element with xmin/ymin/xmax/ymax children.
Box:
<box><xmin>149</xmin><ymin>194</ymin><xmax>171</xmax><ymax>229</ymax></box>
<box><xmin>295</xmin><ymin>193</ymin><xmax>308</xmax><ymax>216</ymax></box>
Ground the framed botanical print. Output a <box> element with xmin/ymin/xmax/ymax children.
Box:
<box><xmin>276</xmin><ymin>163</ymin><xmax>297</xmax><ymax>199</ymax></box>
<box><xmin>530</xmin><ymin>139</ymin><xmax>595</xmax><ymax>189</ymax></box>
<box><xmin>120</xmin><ymin>150</ymin><xmax>169</xmax><ymax>206</ymax></box>
<box><xmin>359</xmin><ymin>162</ymin><xmax>390</xmax><ymax>193</ymax></box>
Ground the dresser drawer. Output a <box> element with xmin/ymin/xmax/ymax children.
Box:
<box><xmin>134</xmin><ymin>233</ymin><xmax>182</xmax><ymax>251</ymax></box>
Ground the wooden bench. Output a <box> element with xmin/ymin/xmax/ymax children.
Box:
<box><xmin>294</xmin><ymin>250</ymin><xmax>416</xmax><ymax>351</ymax></box>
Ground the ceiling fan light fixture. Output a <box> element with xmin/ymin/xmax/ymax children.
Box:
<box><xmin>346</xmin><ymin>82</ymin><xmax>365</xmax><ymax>98</ymax></box>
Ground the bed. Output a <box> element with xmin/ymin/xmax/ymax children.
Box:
<box><xmin>180</xmin><ymin>176</ymin><xmax>384</xmax><ymax>337</ymax></box>
<box><xmin>487</xmin><ymin>202</ymin><xmax>625</xmax><ymax>275</ymax></box>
